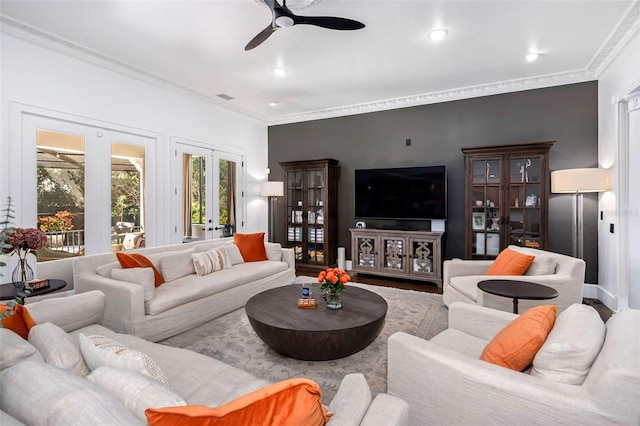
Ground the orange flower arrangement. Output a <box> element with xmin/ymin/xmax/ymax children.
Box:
<box><xmin>317</xmin><ymin>267</ymin><xmax>350</xmax><ymax>294</ymax></box>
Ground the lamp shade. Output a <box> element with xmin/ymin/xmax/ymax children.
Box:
<box><xmin>260</xmin><ymin>181</ymin><xmax>284</xmax><ymax>197</ymax></box>
<box><xmin>551</xmin><ymin>168</ymin><xmax>608</xmax><ymax>193</ymax></box>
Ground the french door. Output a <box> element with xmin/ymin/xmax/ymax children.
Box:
<box><xmin>174</xmin><ymin>141</ymin><xmax>243</xmax><ymax>242</ymax></box>
<box><xmin>20</xmin><ymin>110</ymin><xmax>157</xmax><ymax>256</ymax></box>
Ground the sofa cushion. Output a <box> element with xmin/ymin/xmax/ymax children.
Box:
<box><xmin>480</xmin><ymin>305</ymin><xmax>557</xmax><ymax>371</ymax></box>
<box><xmin>192</xmin><ymin>247</ymin><xmax>232</xmax><ymax>276</ymax></box>
<box><xmin>145</xmin><ymin>260</ymin><xmax>288</xmax><ymax>316</ymax></box>
<box><xmin>225</xmin><ymin>244</ymin><xmax>245</xmax><ymax>265</ymax></box>
<box><xmin>87</xmin><ymin>366</ymin><xmax>187</xmax><ymax>421</ymax></box>
<box><xmin>96</xmin><ymin>260</ymin><xmax>122</xmax><ymax>278</ymax></box>
<box><xmin>112</xmin><ymin>267</ymin><xmax>156</xmax><ymax>301</ymax></box>
<box><xmin>28</xmin><ymin>322</ymin><xmax>90</xmax><ymax>377</ymax></box>
<box><xmin>116</xmin><ymin>252</ymin><xmax>165</xmax><ymax>287</ymax></box>
<box><xmin>79</xmin><ymin>334</ymin><xmax>170</xmax><ymax>386</ymax></box>
<box><xmin>25</xmin><ymin>290</ymin><xmax>105</xmax><ymax>332</ymax></box>
<box><xmin>430</xmin><ymin>328</ymin><xmax>489</xmax><ymax>358</ymax></box>
<box><xmin>485</xmin><ymin>248</ymin><xmax>535</xmax><ymax>276</ymax></box>
<box><xmin>0</xmin><ymin>361</ymin><xmax>143</xmax><ymax>425</ymax></box>
<box><xmin>158</xmin><ymin>249</ymin><xmax>196</xmax><ymax>282</ymax></box>
<box><xmin>264</xmin><ymin>242</ymin><xmax>282</xmax><ymax>262</ymax></box>
<box><xmin>145</xmin><ymin>378</ymin><xmax>330</xmax><ymax>426</ymax></box>
<box><xmin>0</xmin><ymin>328</ymin><xmax>43</xmax><ymax>370</ymax></box>
<box><xmin>234</xmin><ymin>232</ymin><xmax>268</xmax><ymax>262</ymax></box>
<box><xmin>531</xmin><ymin>303</ymin><xmax>605</xmax><ymax>385</ymax></box>
<box><xmin>0</xmin><ymin>304</ymin><xmax>37</xmax><ymax>340</ymax></box>
<box><xmin>524</xmin><ymin>254</ymin><xmax>557</xmax><ymax>276</ymax></box>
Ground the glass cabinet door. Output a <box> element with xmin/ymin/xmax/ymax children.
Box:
<box><xmin>286</xmin><ymin>170</ymin><xmax>303</xmax><ymax>261</ymax></box>
<box><xmin>306</xmin><ymin>168</ymin><xmax>325</xmax><ymax>264</ymax></box>
<box><xmin>354</xmin><ymin>235</ymin><xmax>377</xmax><ymax>270</ymax></box>
<box><xmin>508</xmin><ymin>157</ymin><xmax>542</xmax><ymax>249</ymax></box>
<box><xmin>381</xmin><ymin>236</ymin><xmax>405</xmax><ymax>273</ymax></box>
<box><xmin>471</xmin><ymin>158</ymin><xmax>501</xmax><ymax>257</ymax></box>
<box><xmin>409</xmin><ymin>239</ymin><xmax>434</xmax><ymax>276</ymax></box>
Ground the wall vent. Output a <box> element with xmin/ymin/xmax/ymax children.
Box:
<box><xmin>217</xmin><ymin>93</ymin><xmax>234</xmax><ymax>101</ymax></box>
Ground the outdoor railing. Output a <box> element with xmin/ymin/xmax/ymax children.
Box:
<box><xmin>44</xmin><ymin>230</ymin><xmax>84</xmax><ymax>254</ymax></box>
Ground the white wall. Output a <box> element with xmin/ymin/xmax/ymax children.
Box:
<box><xmin>0</xmin><ymin>33</ymin><xmax>270</xmax><ymax>246</ymax></box>
<box><xmin>598</xmin><ymin>30</ymin><xmax>640</xmax><ymax>310</ymax></box>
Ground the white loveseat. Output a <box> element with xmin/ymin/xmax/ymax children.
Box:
<box><xmin>388</xmin><ymin>302</ymin><xmax>640</xmax><ymax>425</ymax></box>
<box><xmin>442</xmin><ymin>245</ymin><xmax>586</xmax><ymax>313</ymax></box>
<box><xmin>73</xmin><ymin>238</ymin><xmax>296</xmax><ymax>342</ymax></box>
<box><xmin>1</xmin><ymin>291</ymin><xmax>409</xmax><ymax>425</ymax></box>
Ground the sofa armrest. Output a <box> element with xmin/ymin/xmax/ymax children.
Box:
<box><xmin>388</xmin><ymin>332</ymin><xmax>601</xmax><ymax>425</ymax></box>
<box><xmin>447</xmin><ymin>302</ymin><xmax>517</xmax><ymax>340</ymax></box>
<box><xmin>73</xmin><ymin>271</ymin><xmax>146</xmax><ymax>335</ymax></box>
<box><xmin>443</xmin><ymin>259</ymin><xmax>493</xmax><ymax>286</ymax></box>
<box><xmin>360</xmin><ymin>393</ymin><xmax>409</xmax><ymax>426</ymax></box>
<box><xmin>328</xmin><ymin>373</ymin><xmax>372</xmax><ymax>426</ymax></box>
<box><xmin>281</xmin><ymin>248</ymin><xmax>295</xmax><ymax>271</ymax></box>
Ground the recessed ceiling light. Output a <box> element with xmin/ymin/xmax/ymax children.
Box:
<box><xmin>526</xmin><ymin>52</ymin><xmax>540</xmax><ymax>62</ymax></box>
<box><xmin>273</xmin><ymin>67</ymin><xmax>287</xmax><ymax>77</ymax></box>
<box><xmin>428</xmin><ymin>28</ymin><xmax>448</xmax><ymax>42</ymax></box>
<box><xmin>269</xmin><ymin>101</ymin><xmax>279</xmax><ymax>107</ymax></box>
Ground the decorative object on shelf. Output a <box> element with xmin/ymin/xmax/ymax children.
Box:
<box><xmin>472</xmin><ymin>212</ymin><xmax>485</xmax><ymax>230</ymax></box>
<box><xmin>317</xmin><ymin>267</ymin><xmax>350</xmax><ymax>310</ymax></box>
<box><xmin>3</xmin><ymin>227</ymin><xmax>47</xmax><ymax>287</ymax></box>
<box><xmin>491</xmin><ymin>217</ymin><xmax>501</xmax><ymax>231</ymax></box>
<box><xmin>525</xmin><ymin>194</ymin><xmax>538</xmax><ymax>207</ymax></box>
<box><xmin>551</xmin><ymin>168</ymin><xmax>609</xmax><ymax>259</ymax></box>
<box><xmin>517</xmin><ymin>159</ymin><xmax>532</xmax><ymax>182</ymax></box>
<box><xmin>355</xmin><ymin>221</ymin><xmax>366</xmax><ymax>229</ymax></box>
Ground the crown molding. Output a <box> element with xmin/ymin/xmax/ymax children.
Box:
<box><xmin>0</xmin><ymin>15</ymin><xmax>269</xmax><ymax>123</ymax></box>
<box><xmin>2</xmin><ymin>1</ymin><xmax>639</xmax><ymax>127</ymax></box>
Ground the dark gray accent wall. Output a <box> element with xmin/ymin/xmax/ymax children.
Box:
<box><xmin>268</xmin><ymin>82</ymin><xmax>599</xmax><ymax>283</ymax></box>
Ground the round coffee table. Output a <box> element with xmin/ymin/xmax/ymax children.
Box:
<box><xmin>478</xmin><ymin>279</ymin><xmax>559</xmax><ymax>314</ymax></box>
<box><xmin>0</xmin><ymin>279</ymin><xmax>67</xmax><ymax>301</ymax></box>
<box><xmin>245</xmin><ymin>284</ymin><xmax>387</xmax><ymax>361</ymax></box>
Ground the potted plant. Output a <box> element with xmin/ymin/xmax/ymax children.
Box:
<box><xmin>39</xmin><ymin>210</ymin><xmax>74</xmax><ymax>247</ymax></box>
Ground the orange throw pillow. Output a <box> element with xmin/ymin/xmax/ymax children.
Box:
<box><xmin>116</xmin><ymin>252</ymin><xmax>165</xmax><ymax>287</ymax></box>
<box><xmin>233</xmin><ymin>233</ymin><xmax>268</xmax><ymax>262</ymax></box>
<box><xmin>485</xmin><ymin>247</ymin><xmax>535</xmax><ymax>275</ymax></box>
<box><xmin>480</xmin><ymin>305</ymin><xmax>557</xmax><ymax>371</ymax></box>
<box><xmin>145</xmin><ymin>378</ymin><xmax>331</xmax><ymax>426</ymax></box>
<box><xmin>1</xmin><ymin>304</ymin><xmax>37</xmax><ymax>339</ymax></box>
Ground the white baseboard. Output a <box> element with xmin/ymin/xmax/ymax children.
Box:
<box><xmin>583</xmin><ymin>283</ymin><xmax>618</xmax><ymax>312</ymax></box>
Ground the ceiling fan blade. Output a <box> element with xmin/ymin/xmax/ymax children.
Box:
<box><xmin>245</xmin><ymin>24</ymin><xmax>277</xmax><ymax>51</ymax></box>
<box><xmin>295</xmin><ymin>15</ymin><xmax>365</xmax><ymax>31</ymax></box>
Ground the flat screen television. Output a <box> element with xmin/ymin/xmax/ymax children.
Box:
<box><xmin>354</xmin><ymin>165</ymin><xmax>447</xmax><ymax>220</ymax></box>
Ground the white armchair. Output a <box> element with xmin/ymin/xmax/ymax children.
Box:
<box><xmin>387</xmin><ymin>302</ymin><xmax>640</xmax><ymax>425</ymax></box>
<box><xmin>443</xmin><ymin>245</ymin><xmax>585</xmax><ymax>313</ymax></box>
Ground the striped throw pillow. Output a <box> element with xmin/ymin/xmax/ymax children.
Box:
<box><xmin>191</xmin><ymin>247</ymin><xmax>232</xmax><ymax>276</ymax></box>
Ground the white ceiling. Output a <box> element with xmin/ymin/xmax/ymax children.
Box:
<box><xmin>1</xmin><ymin>1</ymin><xmax>638</xmax><ymax>125</ymax></box>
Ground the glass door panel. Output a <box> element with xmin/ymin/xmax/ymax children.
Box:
<box><xmin>382</xmin><ymin>237</ymin><xmax>404</xmax><ymax>272</ymax></box>
<box><xmin>36</xmin><ymin>129</ymin><xmax>86</xmax><ymax>258</ymax></box>
<box><xmin>355</xmin><ymin>236</ymin><xmax>377</xmax><ymax>270</ymax></box>
<box><xmin>176</xmin><ymin>144</ymin><xmax>214</xmax><ymax>242</ymax></box>
<box><xmin>306</xmin><ymin>168</ymin><xmax>324</xmax><ymax>264</ymax></box>
<box><xmin>410</xmin><ymin>239</ymin><xmax>433</xmax><ymax>274</ymax></box>
<box><xmin>213</xmin><ymin>151</ymin><xmax>241</xmax><ymax>238</ymax></box>
<box><xmin>110</xmin><ymin>142</ymin><xmax>145</xmax><ymax>251</ymax></box>
<box><xmin>286</xmin><ymin>170</ymin><xmax>303</xmax><ymax>261</ymax></box>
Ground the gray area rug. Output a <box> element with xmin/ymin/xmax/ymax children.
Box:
<box><xmin>160</xmin><ymin>283</ymin><xmax>448</xmax><ymax>402</ymax></box>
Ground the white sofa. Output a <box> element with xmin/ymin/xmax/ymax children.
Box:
<box><xmin>0</xmin><ymin>291</ymin><xmax>409</xmax><ymax>425</ymax></box>
<box><xmin>388</xmin><ymin>302</ymin><xmax>640</xmax><ymax>425</ymax></box>
<box><xmin>442</xmin><ymin>245</ymin><xmax>586</xmax><ymax>313</ymax></box>
<box><xmin>73</xmin><ymin>238</ymin><xmax>296</xmax><ymax>342</ymax></box>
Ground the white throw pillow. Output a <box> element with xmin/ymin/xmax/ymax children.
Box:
<box><xmin>524</xmin><ymin>255</ymin><xmax>557</xmax><ymax>276</ymax></box>
<box><xmin>0</xmin><ymin>328</ymin><xmax>43</xmax><ymax>370</ymax></box>
<box><xmin>111</xmin><ymin>267</ymin><xmax>156</xmax><ymax>301</ymax></box>
<box><xmin>78</xmin><ymin>334</ymin><xmax>170</xmax><ymax>387</ymax></box>
<box><xmin>192</xmin><ymin>247</ymin><xmax>232</xmax><ymax>276</ymax></box>
<box><xmin>28</xmin><ymin>322</ymin><xmax>90</xmax><ymax>377</ymax></box>
<box><xmin>0</xmin><ymin>361</ymin><xmax>142</xmax><ymax>425</ymax></box>
<box><xmin>225</xmin><ymin>244</ymin><xmax>245</xmax><ymax>265</ymax></box>
<box><xmin>158</xmin><ymin>249</ymin><xmax>196</xmax><ymax>281</ymax></box>
<box><xmin>87</xmin><ymin>366</ymin><xmax>187</xmax><ymax>421</ymax></box>
<box><xmin>265</xmin><ymin>242</ymin><xmax>282</xmax><ymax>262</ymax></box>
<box><xmin>531</xmin><ymin>303</ymin><xmax>605</xmax><ymax>385</ymax></box>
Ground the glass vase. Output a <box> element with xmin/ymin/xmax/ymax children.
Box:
<box><xmin>324</xmin><ymin>289</ymin><xmax>342</xmax><ymax>310</ymax></box>
<box><xmin>12</xmin><ymin>258</ymin><xmax>34</xmax><ymax>287</ymax></box>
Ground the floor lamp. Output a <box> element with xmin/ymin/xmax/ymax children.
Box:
<box><xmin>551</xmin><ymin>168</ymin><xmax>608</xmax><ymax>259</ymax></box>
<box><xmin>260</xmin><ymin>181</ymin><xmax>284</xmax><ymax>243</ymax></box>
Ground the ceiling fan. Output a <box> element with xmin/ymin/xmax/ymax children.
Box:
<box><xmin>245</xmin><ymin>0</ymin><xmax>365</xmax><ymax>51</ymax></box>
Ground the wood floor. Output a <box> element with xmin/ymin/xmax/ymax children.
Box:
<box><xmin>300</xmin><ymin>271</ymin><xmax>613</xmax><ymax>322</ymax></box>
